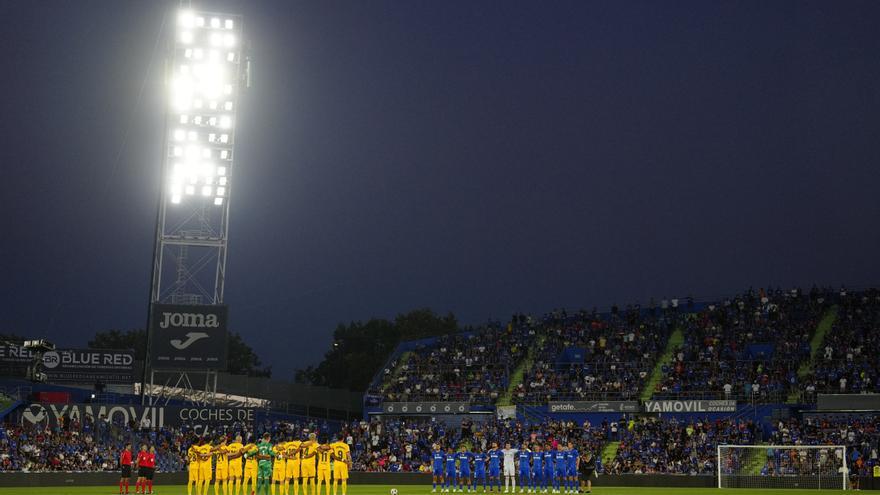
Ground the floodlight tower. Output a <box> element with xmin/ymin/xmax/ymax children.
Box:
<box><xmin>142</xmin><ymin>7</ymin><xmax>247</xmax><ymax>404</ymax></box>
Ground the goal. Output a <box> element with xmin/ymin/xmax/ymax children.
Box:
<box><xmin>717</xmin><ymin>444</ymin><xmax>848</xmax><ymax>490</ymax></box>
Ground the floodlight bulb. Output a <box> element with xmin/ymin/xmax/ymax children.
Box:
<box><xmin>217</xmin><ymin>186</ymin><xmax>226</xmax><ymax>196</ymax></box>
<box><xmin>179</xmin><ymin>115</ymin><xmax>189</xmax><ymax>124</ymax></box>
<box><xmin>224</xmin><ymin>34</ymin><xmax>235</xmax><ymax>47</ymax></box>
<box><xmin>202</xmin><ymin>149</ymin><xmax>212</xmax><ymax>158</ymax></box>
<box><xmin>187</xmin><ymin>131</ymin><xmax>197</xmax><ymax>141</ymax></box>
<box><xmin>185</xmin><ymin>185</ymin><xmax>195</xmax><ymax>195</ymax></box>
<box><xmin>225</xmin><ymin>19</ymin><xmax>234</xmax><ymax>29</ymax></box>
<box><xmin>185</xmin><ymin>48</ymin><xmax>193</xmax><ymax>58</ymax></box>
<box><xmin>209</xmin><ymin>100</ymin><xmax>218</xmax><ymax>110</ymax></box>
<box><xmin>220</xmin><ymin>150</ymin><xmax>229</xmax><ymax>160</ymax></box>
<box><xmin>224</xmin><ymin>101</ymin><xmax>233</xmax><ymax>111</ymax></box>
<box><xmin>211</xmin><ymin>18</ymin><xmax>221</xmax><ymax>28</ymax></box>
<box><xmin>171</xmin><ymin>195</ymin><xmax>182</xmax><ymax>204</ymax></box>
<box><xmin>227</xmin><ymin>52</ymin><xmax>235</xmax><ymax>62</ymax></box>
<box><xmin>220</xmin><ymin>134</ymin><xmax>229</xmax><ymax>143</ymax></box>
<box><xmin>214</xmin><ymin>197</ymin><xmax>223</xmax><ymax>206</ymax></box>
<box><xmin>180</xmin><ymin>31</ymin><xmax>194</xmax><ymax>44</ymax></box>
<box><xmin>218</xmin><ymin>167</ymin><xmax>227</xmax><ymax>176</ymax></box>
<box><xmin>173</xmin><ymin>129</ymin><xmax>185</xmax><ymax>141</ymax></box>
<box><xmin>219</xmin><ymin>116</ymin><xmax>231</xmax><ymax>128</ymax></box>
<box><xmin>202</xmin><ymin>186</ymin><xmax>212</xmax><ymax>196</ymax></box>
<box><xmin>219</xmin><ymin>176</ymin><xmax>228</xmax><ymax>185</ymax></box>
<box><xmin>210</xmin><ymin>33</ymin><xmax>222</xmax><ymax>46</ymax></box>
<box><xmin>193</xmin><ymin>48</ymin><xmax>204</xmax><ymax>60</ymax></box>
<box><xmin>178</xmin><ymin>10</ymin><xmax>195</xmax><ymax>28</ymax></box>
<box><xmin>196</xmin><ymin>17</ymin><xmax>205</xmax><ymax>27</ymax></box>
<box><xmin>173</xmin><ymin>146</ymin><xmax>183</xmax><ymax>157</ymax></box>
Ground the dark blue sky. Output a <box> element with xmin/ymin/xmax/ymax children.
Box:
<box><xmin>1</xmin><ymin>0</ymin><xmax>878</xmax><ymax>377</ymax></box>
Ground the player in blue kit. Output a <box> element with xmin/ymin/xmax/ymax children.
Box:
<box><xmin>517</xmin><ymin>444</ymin><xmax>531</xmax><ymax>493</ymax></box>
<box><xmin>473</xmin><ymin>450</ymin><xmax>487</xmax><ymax>492</ymax></box>
<box><xmin>445</xmin><ymin>447</ymin><xmax>458</xmax><ymax>492</ymax></box>
<box><xmin>433</xmin><ymin>444</ymin><xmax>446</xmax><ymax>492</ymax></box>
<box><xmin>565</xmin><ymin>443</ymin><xmax>579</xmax><ymax>493</ymax></box>
<box><xmin>457</xmin><ymin>447</ymin><xmax>473</xmax><ymax>492</ymax></box>
<box><xmin>553</xmin><ymin>447</ymin><xmax>566</xmax><ymax>493</ymax></box>
<box><xmin>542</xmin><ymin>447</ymin><xmax>554</xmax><ymax>493</ymax></box>
<box><xmin>488</xmin><ymin>442</ymin><xmax>502</xmax><ymax>492</ymax></box>
<box><xmin>530</xmin><ymin>444</ymin><xmax>542</xmax><ymax>493</ymax></box>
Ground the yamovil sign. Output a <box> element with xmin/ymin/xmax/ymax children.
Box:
<box><xmin>642</xmin><ymin>400</ymin><xmax>737</xmax><ymax>413</ymax></box>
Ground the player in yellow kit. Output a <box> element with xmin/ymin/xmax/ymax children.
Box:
<box><xmin>242</xmin><ymin>442</ymin><xmax>259</xmax><ymax>495</ymax></box>
<box><xmin>227</xmin><ymin>436</ymin><xmax>245</xmax><ymax>495</ymax></box>
<box><xmin>315</xmin><ymin>441</ymin><xmax>333</xmax><ymax>495</ymax></box>
<box><xmin>329</xmin><ymin>435</ymin><xmax>351</xmax><ymax>495</ymax></box>
<box><xmin>199</xmin><ymin>441</ymin><xmax>215</xmax><ymax>495</ymax></box>
<box><xmin>272</xmin><ymin>441</ymin><xmax>287</xmax><ymax>495</ymax></box>
<box><xmin>300</xmin><ymin>434</ymin><xmax>318</xmax><ymax>495</ymax></box>
<box><xmin>285</xmin><ymin>439</ymin><xmax>302</xmax><ymax>495</ymax></box>
<box><xmin>213</xmin><ymin>437</ymin><xmax>229</xmax><ymax>495</ymax></box>
<box><xmin>187</xmin><ymin>440</ymin><xmax>203</xmax><ymax>495</ymax></box>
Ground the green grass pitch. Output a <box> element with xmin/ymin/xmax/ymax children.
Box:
<box><xmin>0</xmin><ymin>485</ymin><xmax>848</xmax><ymax>495</ymax></box>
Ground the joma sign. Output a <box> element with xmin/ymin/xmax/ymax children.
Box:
<box><xmin>150</xmin><ymin>304</ymin><xmax>228</xmax><ymax>370</ymax></box>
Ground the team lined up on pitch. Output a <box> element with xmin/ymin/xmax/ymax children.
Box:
<box><xmin>184</xmin><ymin>432</ymin><xmax>351</xmax><ymax>495</ymax></box>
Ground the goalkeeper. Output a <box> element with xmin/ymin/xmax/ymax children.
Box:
<box><xmin>248</xmin><ymin>432</ymin><xmax>276</xmax><ymax>495</ymax></box>
<box><xmin>578</xmin><ymin>451</ymin><xmax>596</xmax><ymax>494</ymax></box>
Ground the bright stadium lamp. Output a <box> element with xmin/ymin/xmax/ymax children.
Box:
<box><xmin>163</xmin><ymin>7</ymin><xmax>242</xmax><ymax>208</ymax></box>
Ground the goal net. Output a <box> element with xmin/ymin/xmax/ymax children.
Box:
<box><xmin>717</xmin><ymin>445</ymin><xmax>848</xmax><ymax>490</ymax></box>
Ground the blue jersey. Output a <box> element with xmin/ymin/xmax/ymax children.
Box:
<box><xmin>554</xmin><ymin>451</ymin><xmax>566</xmax><ymax>472</ymax></box>
<box><xmin>433</xmin><ymin>451</ymin><xmax>445</xmax><ymax>471</ymax></box>
<box><xmin>474</xmin><ymin>454</ymin><xmax>487</xmax><ymax>474</ymax></box>
<box><xmin>518</xmin><ymin>451</ymin><xmax>531</xmax><ymax>472</ymax></box>
<box><xmin>543</xmin><ymin>452</ymin><xmax>554</xmax><ymax>472</ymax></box>
<box><xmin>488</xmin><ymin>450</ymin><xmax>501</xmax><ymax>470</ymax></box>
<box><xmin>457</xmin><ymin>452</ymin><xmax>472</xmax><ymax>473</ymax></box>
<box><xmin>446</xmin><ymin>454</ymin><xmax>457</xmax><ymax>473</ymax></box>
<box><xmin>532</xmin><ymin>452</ymin><xmax>543</xmax><ymax>470</ymax></box>
<box><xmin>566</xmin><ymin>450</ymin><xmax>578</xmax><ymax>471</ymax></box>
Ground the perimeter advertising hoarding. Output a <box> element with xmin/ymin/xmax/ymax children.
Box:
<box><xmin>17</xmin><ymin>403</ymin><xmax>255</xmax><ymax>435</ymax></box>
<box><xmin>0</xmin><ymin>346</ymin><xmax>133</xmax><ymax>383</ymax></box>
<box><xmin>642</xmin><ymin>400</ymin><xmax>737</xmax><ymax>413</ymax></box>
<box><xmin>382</xmin><ymin>402</ymin><xmax>470</xmax><ymax>414</ymax></box>
<box><xmin>548</xmin><ymin>401</ymin><xmax>640</xmax><ymax>413</ymax></box>
<box><xmin>149</xmin><ymin>304</ymin><xmax>228</xmax><ymax>370</ymax></box>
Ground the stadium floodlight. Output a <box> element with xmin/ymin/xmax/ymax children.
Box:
<box><xmin>164</xmin><ymin>7</ymin><xmax>242</xmax><ymax>208</ymax></box>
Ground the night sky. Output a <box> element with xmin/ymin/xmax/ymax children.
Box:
<box><xmin>1</xmin><ymin>1</ymin><xmax>878</xmax><ymax>378</ymax></box>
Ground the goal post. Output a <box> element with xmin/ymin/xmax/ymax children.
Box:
<box><xmin>717</xmin><ymin>444</ymin><xmax>848</xmax><ymax>490</ymax></box>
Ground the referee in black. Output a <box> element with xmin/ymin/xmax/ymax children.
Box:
<box><xmin>578</xmin><ymin>451</ymin><xmax>596</xmax><ymax>493</ymax></box>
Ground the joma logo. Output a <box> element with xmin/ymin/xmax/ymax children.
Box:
<box><xmin>159</xmin><ymin>312</ymin><xmax>220</xmax><ymax>329</ymax></box>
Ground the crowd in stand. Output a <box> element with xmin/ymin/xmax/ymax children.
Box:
<box><xmin>0</xmin><ymin>412</ymin><xmax>333</xmax><ymax>473</ymax></box>
<box><xmin>380</xmin><ymin>318</ymin><xmax>536</xmax><ymax>404</ymax></box>
<box><xmin>803</xmin><ymin>289</ymin><xmax>880</xmax><ymax>400</ymax></box>
<box><xmin>768</xmin><ymin>415</ymin><xmax>880</xmax><ymax>477</ymax></box>
<box><xmin>513</xmin><ymin>306</ymin><xmax>677</xmax><ymax>403</ymax></box>
<box><xmin>605</xmin><ymin>417</ymin><xmax>758</xmax><ymax>475</ymax></box>
<box><xmin>652</xmin><ymin>287</ymin><xmax>829</xmax><ymax>403</ymax></box>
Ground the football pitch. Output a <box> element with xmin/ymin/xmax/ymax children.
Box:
<box><xmin>0</xmin><ymin>486</ymin><xmax>848</xmax><ymax>495</ymax></box>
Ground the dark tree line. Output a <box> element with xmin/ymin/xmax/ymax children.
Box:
<box><xmin>295</xmin><ymin>308</ymin><xmax>458</xmax><ymax>392</ymax></box>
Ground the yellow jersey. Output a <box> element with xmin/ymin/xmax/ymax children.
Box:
<box><xmin>243</xmin><ymin>444</ymin><xmax>258</xmax><ymax>470</ymax></box>
<box><xmin>316</xmin><ymin>444</ymin><xmax>333</xmax><ymax>470</ymax></box>
<box><xmin>286</xmin><ymin>441</ymin><xmax>302</xmax><ymax>462</ymax></box>
<box><xmin>273</xmin><ymin>444</ymin><xmax>287</xmax><ymax>466</ymax></box>
<box><xmin>329</xmin><ymin>442</ymin><xmax>350</xmax><ymax>464</ymax></box>
<box><xmin>187</xmin><ymin>445</ymin><xmax>201</xmax><ymax>469</ymax></box>
<box><xmin>199</xmin><ymin>444</ymin><xmax>214</xmax><ymax>462</ymax></box>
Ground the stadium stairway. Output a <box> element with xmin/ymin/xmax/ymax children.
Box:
<box><xmin>601</xmin><ymin>441</ymin><xmax>620</xmax><ymax>468</ymax></box>
<box><xmin>498</xmin><ymin>335</ymin><xmax>546</xmax><ymax>407</ymax></box>
<box><xmin>786</xmin><ymin>305</ymin><xmax>838</xmax><ymax>403</ymax></box>
<box><xmin>380</xmin><ymin>351</ymin><xmax>413</xmax><ymax>393</ymax></box>
<box><xmin>639</xmin><ymin>327</ymin><xmax>684</xmax><ymax>402</ymax></box>
<box><xmin>0</xmin><ymin>393</ymin><xmax>21</xmax><ymax>422</ymax></box>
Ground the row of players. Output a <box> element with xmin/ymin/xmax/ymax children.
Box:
<box><xmin>185</xmin><ymin>432</ymin><xmax>352</xmax><ymax>495</ymax></box>
<box><xmin>431</xmin><ymin>442</ymin><xmax>597</xmax><ymax>494</ymax></box>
